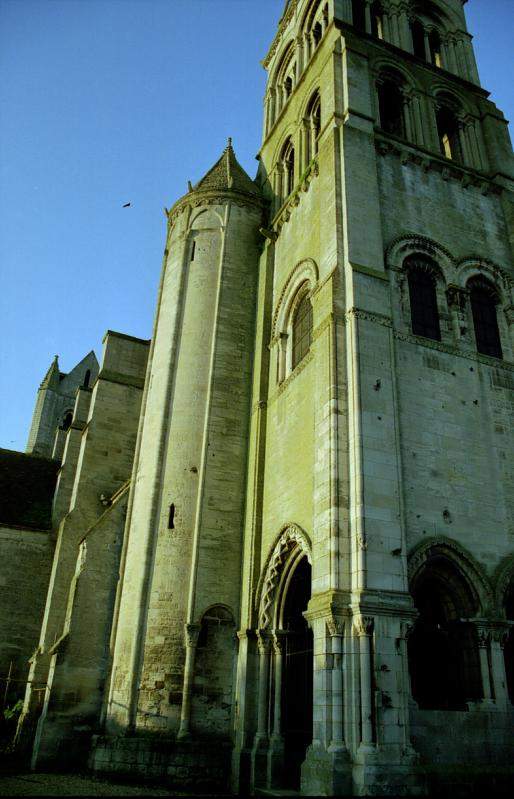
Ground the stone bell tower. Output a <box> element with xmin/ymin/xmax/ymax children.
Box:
<box><xmin>231</xmin><ymin>0</ymin><xmax>514</xmax><ymax>796</ymax></box>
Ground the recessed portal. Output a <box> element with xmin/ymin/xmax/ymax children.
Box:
<box><xmin>281</xmin><ymin>556</ymin><xmax>312</xmax><ymax>789</ymax></box>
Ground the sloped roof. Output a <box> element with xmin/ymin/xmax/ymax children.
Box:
<box><xmin>193</xmin><ymin>140</ymin><xmax>262</xmax><ymax>199</ymax></box>
<box><xmin>0</xmin><ymin>449</ymin><xmax>60</xmax><ymax>531</ymax></box>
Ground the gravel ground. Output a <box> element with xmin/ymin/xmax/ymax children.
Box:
<box><xmin>0</xmin><ymin>772</ymin><xmax>212</xmax><ymax>796</ymax></box>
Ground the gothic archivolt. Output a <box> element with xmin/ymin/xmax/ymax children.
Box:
<box><xmin>255</xmin><ymin>523</ymin><xmax>312</xmax><ymax>630</ymax></box>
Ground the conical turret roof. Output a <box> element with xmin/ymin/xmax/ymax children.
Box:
<box><xmin>192</xmin><ymin>139</ymin><xmax>262</xmax><ymax>199</ymax></box>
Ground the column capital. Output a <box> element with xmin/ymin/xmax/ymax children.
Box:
<box><xmin>184</xmin><ymin>623</ymin><xmax>201</xmax><ymax>648</ymax></box>
<box><xmin>257</xmin><ymin>630</ymin><xmax>273</xmax><ymax>654</ymax></box>
<box><xmin>353</xmin><ymin>615</ymin><xmax>374</xmax><ymax>637</ymax></box>
<box><xmin>326</xmin><ymin>615</ymin><xmax>345</xmax><ymax>637</ymax></box>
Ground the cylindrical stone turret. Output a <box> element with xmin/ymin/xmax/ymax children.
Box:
<box><xmin>105</xmin><ymin>142</ymin><xmax>264</xmax><ymax>738</ymax></box>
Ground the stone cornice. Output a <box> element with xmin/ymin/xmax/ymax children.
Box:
<box><xmin>262</xmin><ymin>0</ymin><xmax>298</xmax><ymax>70</ymax></box>
<box><xmin>167</xmin><ymin>188</ymin><xmax>265</xmax><ymax>227</ymax></box>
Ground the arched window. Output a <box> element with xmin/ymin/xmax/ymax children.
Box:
<box><xmin>410</xmin><ymin>18</ymin><xmax>426</xmax><ymax>59</ymax></box>
<box><xmin>83</xmin><ymin>369</ymin><xmax>91</xmax><ymax>388</ymax></box>
<box><xmin>62</xmin><ymin>411</ymin><xmax>73</xmax><ymax>431</ymax></box>
<box><xmin>406</xmin><ymin>258</ymin><xmax>441</xmax><ymax>341</ymax></box>
<box><xmin>292</xmin><ymin>293</ymin><xmax>313</xmax><ymax>369</ymax></box>
<box><xmin>351</xmin><ymin>0</ymin><xmax>366</xmax><ymax>32</ymax></box>
<box><xmin>306</xmin><ymin>92</ymin><xmax>321</xmax><ymax>163</ymax></box>
<box><xmin>468</xmin><ymin>278</ymin><xmax>502</xmax><ymax>359</ymax></box>
<box><xmin>409</xmin><ymin>556</ymin><xmax>482</xmax><ymax>709</ymax></box>
<box><xmin>281</xmin><ymin>138</ymin><xmax>295</xmax><ymax>199</ymax></box>
<box><xmin>428</xmin><ymin>29</ymin><xmax>442</xmax><ymax>67</ymax></box>
<box><xmin>504</xmin><ymin>582</ymin><xmax>514</xmax><ymax>704</ymax></box>
<box><xmin>436</xmin><ymin>97</ymin><xmax>463</xmax><ymax>162</ymax></box>
<box><xmin>284</xmin><ymin>75</ymin><xmax>293</xmax><ymax>98</ymax></box>
<box><xmin>377</xmin><ymin>75</ymin><xmax>406</xmax><ymax>138</ymax></box>
<box><xmin>370</xmin><ymin>1</ymin><xmax>384</xmax><ymax>39</ymax></box>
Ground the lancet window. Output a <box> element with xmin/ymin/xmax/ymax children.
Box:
<box><xmin>468</xmin><ymin>277</ymin><xmax>503</xmax><ymax>359</ymax></box>
<box><xmin>406</xmin><ymin>257</ymin><xmax>441</xmax><ymax>341</ymax></box>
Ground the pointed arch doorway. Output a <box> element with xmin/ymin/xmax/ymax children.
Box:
<box><xmin>280</xmin><ymin>555</ymin><xmax>313</xmax><ymax>789</ymax></box>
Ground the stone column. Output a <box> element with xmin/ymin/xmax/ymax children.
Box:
<box><xmin>423</xmin><ymin>30</ymin><xmax>431</xmax><ymax>63</ymax></box>
<box><xmin>364</xmin><ymin>0</ymin><xmax>372</xmax><ymax>34</ymax></box>
<box><xmin>446</xmin><ymin>285</ymin><xmax>469</xmax><ymax>342</ymax></box>
<box><xmin>267</xmin><ymin>631</ymin><xmax>285</xmax><ymax>787</ymax></box>
<box><xmin>251</xmin><ymin>631</ymin><xmax>272</xmax><ymax>789</ymax></box>
<box><xmin>177</xmin><ymin>623</ymin><xmax>201</xmax><ymax>739</ymax></box>
<box><xmin>354</xmin><ymin>615</ymin><xmax>375</xmax><ymax>750</ymax></box>
<box><xmin>490</xmin><ymin>626</ymin><xmax>511</xmax><ymax>708</ymax></box>
<box><xmin>476</xmin><ymin>627</ymin><xmax>493</xmax><ymax>702</ymax></box>
<box><xmin>256</xmin><ymin>632</ymin><xmax>272</xmax><ymax>740</ymax></box>
<box><xmin>397</xmin><ymin>6</ymin><xmax>412</xmax><ymax>51</ymax></box>
<box><xmin>412</xmin><ymin>94</ymin><xmax>425</xmax><ymax>147</ymax></box>
<box><xmin>458</xmin><ymin>123</ymin><xmax>472</xmax><ymax>168</ymax></box>
<box><xmin>327</xmin><ymin>616</ymin><xmax>345</xmax><ymax>751</ymax></box>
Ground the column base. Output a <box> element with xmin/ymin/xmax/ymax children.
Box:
<box><xmin>352</xmin><ymin>745</ymin><xmax>426</xmax><ymax>796</ymax></box>
<box><xmin>301</xmin><ymin>742</ymin><xmax>352</xmax><ymax>796</ymax></box>
<box><xmin>250</xmin><ymin>734</ymin><xmax>269</xmax><ymax>791</ymax></box>
<box><xmin>267</xmin><ymin>735</ymin><xmax>285</xmax><ymax>788</ymax></box>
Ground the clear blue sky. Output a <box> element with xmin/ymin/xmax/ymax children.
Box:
<box><xmin>0</xmin><ymin>0</ymin><xmax>512</xmax><ymax>452</ymax></box>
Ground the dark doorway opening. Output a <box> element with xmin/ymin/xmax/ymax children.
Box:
<box><xmin>281</xmin><ymin>556</ymin><xmax>312</xmax><ymax>789</ymax></box>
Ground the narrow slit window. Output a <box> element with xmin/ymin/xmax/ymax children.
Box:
<box><xmin>83</xmin><ymin>369</ymin><xmax>91</xmax><ymax>388</ymax></box>
<box><xmin>191</xmin><ymin>240</ymin><xmax>196</xmax><ymax>261</ymax></box>
<box><xmin>168</xmin><ymin>503</ymin><xmax>175</xmax><ymax>530</ymax></box>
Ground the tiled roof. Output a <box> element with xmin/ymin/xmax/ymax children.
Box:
<box><xmin>193</xmin><ymin>140</ymin><xmax>262</xmax><ymax>198</ymax></box>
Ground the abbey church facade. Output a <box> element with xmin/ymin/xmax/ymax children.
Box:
<box><xmin>1</xmin><ymin>0</ymin><xmax>514</xmax><ymax>794</ymax></box>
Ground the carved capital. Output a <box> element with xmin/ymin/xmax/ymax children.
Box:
<box><xmin>353</xmin><ymin>615</ymin><xmax>374</xmax><ymax>638</ymax></box>
<box><xmin>446</xmin><ymin>284</ymin><xmax>468</xmax><ymax>312</ymax></box>
<box><xmin>184</xmin><ymin>623</ymin><xmax>201</xmax><ymax>648</ymax></box>
<box><xmin>257</xmin><ymin>630</ymin><xmax>272</xmax><ymax>655</ymax></box>
<box><xmin>326</xmin><ymin>615</ymin><xmax>344</xmax><ymax>638</ymax></box>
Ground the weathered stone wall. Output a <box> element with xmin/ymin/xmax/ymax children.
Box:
<box><xmin>0</xmin><ymin>526</ymin><xmax>54</xmax><ymax>702</ymax></box>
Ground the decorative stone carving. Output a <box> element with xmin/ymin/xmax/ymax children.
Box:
<box><xmin>184</xmin><ymin>623</ymin><xmax>201</xmax><ymax>648</ymax></box>
<box><xmin>353</xmin><ymin>615</ymin><xmax>374</xmax><ymax>637</ymax></box>
<box><xmin>257</xmin><ymin>524</ymin><xmax>312</xmax><ymax>629</ymax></box>
<box><xmin>326</xmin><ymin>615</ymin><xmax>344</xmax><ymax>637</ymax></box>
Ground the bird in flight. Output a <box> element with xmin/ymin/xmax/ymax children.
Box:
<box><xmin>123</xmin><ymin>202</ymin><xmax>131</xmax><ymax>208</ymax></box>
